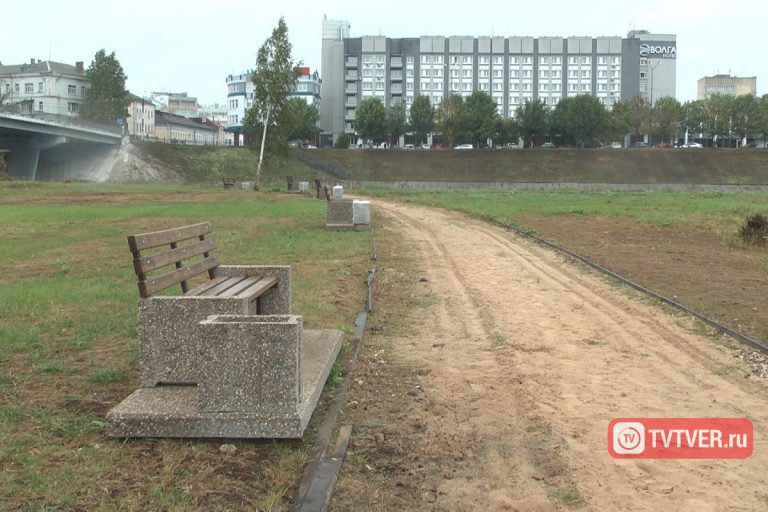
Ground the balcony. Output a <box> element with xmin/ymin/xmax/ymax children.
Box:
<box><xmin>390</xmin><ymin>57</ymin><xmax>403</xmax><ymax>68</ymax></box>
<box><xmin>345</xmin><ymin>85</ymin><xmax>357</xmax><ymax>94</ymax></box>
<box><xmin>345</xmin><ymin>57</ymin><xmax>358</xmax><ymax>67</ymax></box>
<box><xmin>345</xmin><ymin>72</ymin><xmax>358</xmax><ymax>81</ymax></box>
<box><xmin>390</xmin><ymin>86</ymin><xmax>403</xmax><ymax>95</ymax></box>
<box><xmin>345</xmin><ymin>110</ymin><xmax>356</xmax><ymax>121</ymax></box>
<box><xmin>345</xmin><ymin>96</ymin><xmax>358</xmax><ymax>107</ymax></box>
<box><xmin>390</xmin><ymin>71</ymin><xmax>403</xmax><ymax>81</ymax></box>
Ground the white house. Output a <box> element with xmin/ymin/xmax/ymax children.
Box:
<box><xmin>0</xmin><ymin>59</ymin><xmax>89</xmax><ymax>116</ymax></box>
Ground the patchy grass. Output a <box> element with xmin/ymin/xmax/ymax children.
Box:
<box><xmin>0</xmin><ymin>182</ymin><xmax>372</xmax><ymax>510</ymax></box>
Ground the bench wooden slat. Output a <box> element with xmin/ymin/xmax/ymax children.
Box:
<box><xmin>185</xmin><ymin>275</ymin><xmax>232</xmax><ymax>296</ymax></box>
<box><xmin>133</xmin><ymin>239</ymin><xmax>216</xmax><ymax>275</ymax></box>
<box><xmin>235</xmin><ymin>276</ymin><xmax>278</xmax><ymax>301</ymax></box>
<box><xmin>138</xmin><ymin>255</ymin><xmax>219</xmax><ymax>298</ymax></box>
<box><xmin>128</xmin><ymin>222</ymin><xmax>212</xmax><ymax>252</ymax></box>
<box><xmin>216</xmin><ymin>276</ymin><xmax>263</xmax><ymax>298</ymax></box>
<box><xmin>196</xmin><ymin>275</ymin><xmax>246</xmax><ymax>297</ymax></box>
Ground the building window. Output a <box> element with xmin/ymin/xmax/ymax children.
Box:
<box><xmin>406</xmin><ymin>56</ymin><xmax>414</xmax><ymax>64</ymax></box>
<box><xmin>462</xmin><ymin>69</ymin><xmax>472</xmax><ymax>77</ymax></box>
<box><xmin>363</xmin><ymin>55</ymin><xmax>372</xmax><ymax>63</ymax></box>
<box><xmin>38</xmin><ymin>101</ymin><xmax>44</xmax><ymax>111</ymax></box>
<box><xmin>38</xmin><ymin>82</ymin><xmax>43</xmax><ymax>92</ymax></box>
<box><xmin>479</xmin><ymin>83</ymin><xmax>489</xmax><ymax>91</ymax></box>
<box><xmin>14</xmin><ymin>83</ymin><xmax>19</xmax><ymax>93</ymax></box>
<box><xmin>421</xmin><ymin>81</ymin><xmax>430</xmax><ymax>90</ymax></box>
<box><xmin>480</xmin><ymin>56</ymin><xmax>490</xmax><ymax>65</ymax></box>
<box><xmin>480</xmin><ymin>70</ymin><xmax>489</xmax><ymax>78</ymax></box>
<box><xmin>493</xmin><ymin>56</ymin><xmax>503</xmax><ymax>65</ymax></box>
<box><xmin>463</xmin><ymin>56</ymin><xmax>472</xmax><ymax>64</ymax></box>
<box><xmin>25</xmin><ymin>83</ymin><xmax>33</xmax><ymax>93</ymax></box>
<box><xmin>68</xmin><ymin>85</ymin><xmax>78</xmax><ymax>95</ymax></box>
<box><xmin>540</xmin><ymin>57</ymin><xmax>549</xmax><ymax>65</ymax></box>
<box><xmin>422</xmin><ymin>55</ymin><xmax>431</xmax><ymax>64</ymax></box>
<box><xmin>81</xmin><ymin>86</ymin><xmax>86</xmax><ymax>97</ymax></box>
<box><xmin>67</xmin><ymin>102</ymin><xmax>79</xmax><ymax>113</ymax></box>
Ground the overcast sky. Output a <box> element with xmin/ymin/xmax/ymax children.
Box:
<box><xmin>2</xmin><ymin>0</ymin><xmax>765</xmax><ymax>106</ymax></box>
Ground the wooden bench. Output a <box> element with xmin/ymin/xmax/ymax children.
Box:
<box><xmin>126</xmin><ymin>221</ymin><xmax>291</xmax><ymax>386</ymax></box>
<box><xmin>222</xmin><ymin>177</ymin><xmax>235</xmax><ymax>189</ymax></box>
<box><xmin>128</xmin><ymin>221</ymin><xmax>277</xmax><ymax>313</ymax></box>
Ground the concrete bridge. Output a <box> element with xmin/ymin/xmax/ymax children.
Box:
<box><xmin>0</xmin><ymin>112</ymin><xmax>122</xmax><ymax>180</ymax></box>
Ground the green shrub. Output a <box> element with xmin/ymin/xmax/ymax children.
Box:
<box><xmin>739</xmin><ymin>212</ymin><xmax>768</xmax><ymax>246</ymax></box>
<box><xmin>334</xmin><ymin>132</ymin><xmax>350</xmax><ymax>149</ymax></box>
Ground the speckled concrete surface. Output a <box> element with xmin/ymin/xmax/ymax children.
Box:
<box><xmin>326</xmin><ymin>199</ymin><xmax>372</xmax><ymax>231</ymax></box>
<box><xmin>106</xmin><ymin>328</ymin><xmax>343</xmax><ymax>438</ymax></box>
<box><xmin>197</xmin><ymin>315</ymin><xmax>303</xmax><ymax>414</ymax></box>
<box><xmin>138</xmin><ymin>265</ymin><xmax>290</xmax><ymax>387</ymax></box>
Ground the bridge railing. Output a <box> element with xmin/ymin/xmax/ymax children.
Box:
<box><xmin>0</xmin><ymin>106</ymin><xmax>122</xmax><ymax>136</ymax></box>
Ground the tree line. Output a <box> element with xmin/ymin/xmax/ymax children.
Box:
<box><xmin>346</xmin><ymin>92</ymin><xmax>768</xmax><ymax>148</ymax></box>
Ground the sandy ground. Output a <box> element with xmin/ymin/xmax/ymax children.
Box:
<box><xmin>332</xmin><ymin>200</ymin><xmax>768</xmax><ymax>511</ymax></box>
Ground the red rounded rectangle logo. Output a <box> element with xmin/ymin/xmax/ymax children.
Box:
<box><xmin>608</xmin><ymin>418</ymin><xmax>753</xmax><ymax>459</ymax></box>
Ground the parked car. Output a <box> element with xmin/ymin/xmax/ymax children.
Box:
<box><xmin>454</xmin><ymin>143</ymin><xmax>473</xmax><ymax>150</ymax></box>
<box><xmin>505</xmin><ymin>142</ymin><xmax>520</xmax><ymax>149</ymax></box>
<box><xmin>634</xmin><ymin>141</ymin><xmax>649</xmax><ymax>148</ymax></box>
<box><xmin>421</xmin><ymin>144</ymin><xmax>431</xmax><ymax>149</ymax></box>
<box><xmin>305</xmin><ymin>144</ymin><xmax>317</xmax><ymax>149</ymax></box>
<box><xmin>540</xmin><ymin>142</ymin><xmax>556</xmax><ymax>149</ymax></box>
<box><xmin>403</xmin><ymin>144</ymin><xmax>415</xmax><ymax>150</ymax></box>
<box><xmin>610</xmin><ymin>142</ymin><xmax>622</xmax><ymax>149</ymax></box>
<box><xmin>679</xmin><ymin>142</ymin><xmax>703</xmax><ymax>148</ymax></box>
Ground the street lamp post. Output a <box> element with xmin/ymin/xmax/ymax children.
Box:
<box><xmin>648</xmin><ymin>60</ymin><xmax>661</xmax><ymax>106</ymax></box>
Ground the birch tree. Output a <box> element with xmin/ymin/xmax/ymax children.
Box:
<box><xmin>251</xmin><ymin>17</ymin><xmax>301</xmax><ymax>190</ymax></box>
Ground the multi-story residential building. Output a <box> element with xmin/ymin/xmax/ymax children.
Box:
<box><xmin>319</xmin><ymin>19</ymin><xmax>677</xmax><ymax>144</ymax></box>
<box><xmin>151</xmin><ymin>92</ymin><xmax>198</xmax><ymax>117</ymax></box>
<box><xmin>224</xmin><ymin>66</ymin><xmax>322</xmax><ymax>145</ymax></box>
<box><xmin>697</xmin><ymin>75</ymin><xmax>757</xmax><ymax>100</ymax></box>
<box><xmin>0</xmin><ymin>59</ymin><xmax>89</xmax><ymax>116</ymax></box>
<box><xmin>127</xmin><ymin>93</ymin><xmax>156</xmax><ymax>138</ymax></box>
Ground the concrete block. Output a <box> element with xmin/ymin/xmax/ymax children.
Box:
<box><xmin>106</xmin><ymin>328</ymin><xmax>343</xmax><ymax>438</ymax></box>
<box><xmin>352</xmin><ymin>200</ymin><xmax>371</xmax><ymax>225</ymax></box>
<box><xmin>240</xmin><ymin>181</ymin><xmax>251</xmax><ymax>190</ymax></box>
<box><xmin>298</xmin><ymin>181</ymin><xmax>309</xmax><ymax>193</ymax></box>
<box><xmin>138</xmin><ymin>265</ymin><xmax>290</xmax><ymax>387</ymax></box>
<box><xmin>326</xmin><ymin>199</ymin><xmax>354</xmax><ymax>226</ymax></box>
<box><xmin>197</xmin><ymin>315</ymin><xmax>303</xmax><ymax>414</ymax></box>
<box><xmin>332</xmin><ymin>185</ymin><xmax>343</xmax><ymax>200</ymax></box>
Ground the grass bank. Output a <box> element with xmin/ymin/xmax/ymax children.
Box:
<box><xmin>134</xmin><ymin>141</ymin><xmax>321</xmax><ymax>186</ymax></box>
<box><xmin>0</xmin><ymin>182</ymin><xmax>372</xmax><ymax>510</ymax></box>
<box><xmin>299</xmin><ymin>147</ymin><xmax>768</xmax><ymax>184</ymax></box>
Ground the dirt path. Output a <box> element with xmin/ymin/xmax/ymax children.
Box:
<box><xmin>332</xmin><ymin>200</ymin><xmax>768</xmax><ymax>511</ymax></box>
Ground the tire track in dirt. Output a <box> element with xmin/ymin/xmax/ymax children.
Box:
<box><xmin>348</xmin><ymin>200</ymin><xmax>768</xmax><ymax>511</ymax></box>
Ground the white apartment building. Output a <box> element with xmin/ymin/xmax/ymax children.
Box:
<box><xmin>319</xmin><ymin>19</ymin><xmax>677</xmax><ymax>144</ymax></box>
<box><xmin>0</xmin><ymin>59</ymin><xmax>89</xmax><ymax>116</ymax></box>
<box><xmin>224</xmin><ymin>67</ymin><xmax>322</xmax><ymax>145</ymax></box>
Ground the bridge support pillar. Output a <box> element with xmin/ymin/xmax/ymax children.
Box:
<box><xmin>7</xmin><ymin>149</ymin><xmax>40</xmax><ymax>181</ymax></box>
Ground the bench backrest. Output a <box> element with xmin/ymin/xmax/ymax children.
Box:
<box><xmin>127</xmin><ymin>222</ymin><xmax>218</xmax><ymax>298</ymax></box>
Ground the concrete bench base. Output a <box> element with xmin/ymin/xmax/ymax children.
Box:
<box><xmin>326</xmin><ymin>199</ymin><xmax>372</xmax><ymax>231</ymax></box>
<box><xmin>106</xmin><ymin>328</ymin><xmax>343</xmax><ymax>439</ymax></box>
